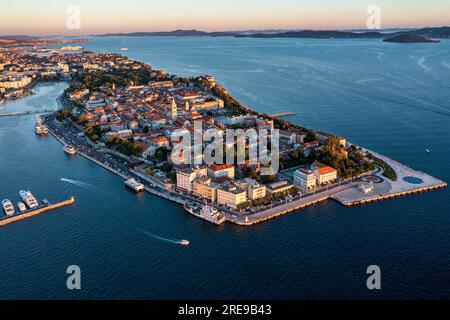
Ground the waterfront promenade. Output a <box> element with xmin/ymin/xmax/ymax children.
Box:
<box><xmin>333</xmin><ymin>148</ymin><xmax>447</xmax><ymax>206</ymax></box>
<box><xmin>45</xmin><ymin>114</ymin><xmax>447</xmax><ymax>227</ymax></box>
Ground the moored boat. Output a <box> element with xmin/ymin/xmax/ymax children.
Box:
<box><xmin>124</xmin><ymin>178</ymin><xmax>145</xmax><ymax>192</ymax></box>
<box><xmin>183</xmin><ymin>203</ymin><xmax>226</xmax><ymax>225</ymax></box>
<box><xmin>64</xmin><ymin>145</ymin><xmax>77</xmax><ymax>155</ymax></box>
<box><xmin>2</xmin><ymin>199</ymin><xmax>15</xmax><ymax>216</ymax></box>
<box><xmin>17</xmin><ymin>202</ymin><xmax>27</xmax><ymax>212</ymax></box>
<box><xmin>19</xmin><ymin>190</ymin><xmax>39</xmax><ymax>209</ymax></box>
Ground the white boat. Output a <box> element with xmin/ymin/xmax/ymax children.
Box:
<box><xmin>124</xmin><ymin>178</ymin><xmax>145</xmax><ymax>192</ymax></box>
<box><xmin>17</xmin><ymin>202</ymin><xmax>27</xmax><ymax>212</ymax></box>
<box><xmin>64</xmin><ymin>145</ymin><xmax>77</xmax><ymax>155</ymax></box>
<box><xmin>120</xmin><ymin>48</ymin><xmax>129</xmax><ymax>51</ymax></box>
<box><xmin>183</xmin><ymin>203</ymin><xmax>226</xmax><ymax>225</ymax></box>
<box><xmin>41</xmin><ymin>125</ymin><xmax>48</xmax><ymax>135</ymax></box>
<box><xmin>35</xmin><ymin>124</ymin><xmax>43</xmax><ymax>134</ymax></box>
<box><xmin>2</xmin><ymin>199</ymin><xmax>15</xmax><ymax>216</ymax></box>
<box><xmin>19</xmin><ymin>190</ymin><xmax>39</xmax><ymax>209</ymax></box>
<box><xmin>35</xmin><ymin>124</ymin><xmax>48</xmax><ymax>135</ymax></box>
<box><xmin>179</xmin><ymin>240</ymin><xmax>190</xmax><ymax>246</ymax></box>
<box><xmin>426</xmin><ymin>149</ymin><xmax>431</xmax><ymax>153</ymax></box>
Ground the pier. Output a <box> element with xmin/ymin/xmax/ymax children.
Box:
<box><xmin>0</xmin><ymin>110</ymin><xmax>54</xmax><ymax>117</ymax></box>
<box><xmin>269</xmin><ymin>112</ymin><xmax>296</xmax><ymax>119</ymax></box>
<box><xmin>0</xmin><ymin>196</ymin><xmax>75</xmax><ymax>228</ymax></box>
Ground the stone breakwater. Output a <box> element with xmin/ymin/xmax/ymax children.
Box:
<box><xmin>0</xmin><ymin>196</ymin><xmax>75</xmax><ymax>228</ymax></box>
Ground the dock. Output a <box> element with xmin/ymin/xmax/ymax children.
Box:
<box><xmin>0</xmin><ymin>196</ymin><xmax>75</xmax><ymax>228</ymax></box>
<box><xmin>269</xmin><ymin>112</ymin><xmax>296</xmax><ymax>119</ymax></box>
<box><xmin>0</xmin><ymin>110</ymin><xmax>54</xmax><ymax>117</ymax></box>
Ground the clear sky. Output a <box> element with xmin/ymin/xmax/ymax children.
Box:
<box><xmin>1</xmin><ymin>0</ymin><xmax>449</xmax><ymax>36</ymax></box>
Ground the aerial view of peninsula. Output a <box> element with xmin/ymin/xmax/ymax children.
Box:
<box><xmin>1</xmin><ymin>0</ymin><xmax>450</xmax><ymax>311</ymax></box>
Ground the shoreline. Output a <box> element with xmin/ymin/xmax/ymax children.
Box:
<box><xmin>46</xmin><ymin>120</ymin><xmax>447</xmax><ymax>226</ymax></box>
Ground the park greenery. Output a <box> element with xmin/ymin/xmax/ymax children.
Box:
<box><xmin>56</xmin><ymin>108</ymin><xmax>72</xmax><ymax>121</ymax></box>
<box><xmin>84</xmin><ymin>124</ymin><xmax>101</xmax><ymax>142</ymax></box>
<box><xmin>316</xmin><ymin>140</ymin><xmax>374</xmax><ymax>179</ymax></box>
<box><xmin>65</xmin><ymin>67</ymin><xmax>155</xmax><ymax>94</ymax></box>
<box><xmin>106</xmin><ymin>136</ymin><xmax>142</xmax><ymax>156</ymax></box>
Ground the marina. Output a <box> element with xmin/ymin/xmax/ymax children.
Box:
<box><xmin>1</xmin><ymin>188</ymin><xmax>75</xmax><ymax>227</ymax></box>
<box><xmin>0</xmin><ymin>196</ymin><xmax>75</xmax><ymax>228</ymax></box>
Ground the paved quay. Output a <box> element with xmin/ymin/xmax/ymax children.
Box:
<box><xmin>45</xmin><ymin>116</ymin><xmax>447</xmax><ymax>227</ymax></box>
<box><xmin>229</xmin><ymin>183</ymin><xmax>357</xmax><ymax>226</ymax></box>
<box><xmin>332</xmin><ymin>148</ymin><xmax>447</xmax><ymax>206</ymax></box>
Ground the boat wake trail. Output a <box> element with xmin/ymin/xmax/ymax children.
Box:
<box><xmin>130</xmin><ymin>225</ymin><xmax>188</xmax><ymax>246</ymax></box>
<box><xmin>60</xmin><ymin>178</ymin><xmax>93</xmax><ymax>189</ymax></box>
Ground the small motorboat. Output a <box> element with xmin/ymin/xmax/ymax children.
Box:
<box><xmin>179</xmin><ymin>240</ymin><xmax>190</xmax><ymax>246</ymax></box>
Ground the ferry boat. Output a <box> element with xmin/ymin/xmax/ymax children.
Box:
<box><xmin>19</xmin><ymin>190</ymin><xmax>39</xmax><ymax>209</ymax></box>
<box><xmin>17</xmin><ymin>202</ymin><xmax>27</xmax><ymax>212</ymax></box>
<box><xmin>183</xmin><ymin>203</ymin><xmax>226</xmax><ymax>225</ymax></box>
<box><xmin>64</xmin><ymin>145</ymin><xmax>77</xmax><ymax>155</ymax></box>
<box><xmin>179</xmin><ymin>240</ymin><xmax>190</xmax><ymax>246</ymax></box>
<box><xmin>124</xmin><ymin>178</ymin><xmax>145</xmax><ymax>192</ymax></box>
<box><xmin>2</xmin><ymin>199</ymin><xmax>15</xmax><ymax>216</ymax></box>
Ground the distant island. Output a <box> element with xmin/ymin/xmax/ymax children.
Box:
<box><xmin>92</xmin><ymin>26</ymin><xmax>450</xmax><ymax>40</ymax></box>
<box><xmin>383</xmin><ymin>34</ymin><xmax>440</xmax><ymax>43</ymax></box>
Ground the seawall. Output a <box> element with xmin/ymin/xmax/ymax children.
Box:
<box><xmin>0</xmin><ymin>196</ymin><xmax>75</xmax><ymax>227</ymax></box>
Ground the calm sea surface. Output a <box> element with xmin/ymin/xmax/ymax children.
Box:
<box><xmin>0</xmin><ymin>37</ymin><xmax>449</xmax><ymax>299</ymax></box>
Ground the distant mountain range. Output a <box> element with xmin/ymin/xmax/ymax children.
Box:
<box><xmin>383</xmin><ymin>34</ymin><xmax>440</xmax><ymax>43</ymax></box>
<box><xmin>95</xmin><ymin>27</ymin><xmax>450</xmax><ymax>39</ymax></box>
<box><xmin>2</xmin><ymin>27</ymin><xmax>449</xmax><ymax>43</ymax></box>
<box><xmin>0</xmin><ymin>35</ymin><xmax>39</xmax><ymax>41</ymax></box>
<box><xmin>96</xmin><ymin>29</ymin><xmax>239</xmax><ymax>37</ymax></box>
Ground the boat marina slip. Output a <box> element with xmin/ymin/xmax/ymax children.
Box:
<box><xmin>1</xmin><ymin>188</ymin><xmax>75</xmax><ymax>227</ymax></box>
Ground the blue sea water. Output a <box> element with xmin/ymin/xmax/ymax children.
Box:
<box><xmin>0</xmin><ymin>37</ymin><xmax>449</xmax><ymax>299</ymax></box>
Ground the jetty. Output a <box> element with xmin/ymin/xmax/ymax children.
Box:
<box><xmin>0</xmin><ymin>196</ymin><xmax>75</xmax><ymax>228</ymax></box>
<box><xmin>0</xmin><ymin>110</ymin><xmax>54</xmax><ymax>117</ymax></box>
<box><xmin>270</xmin><ymin>112</ymin><xmax>296</xmax><ymax>119</ymax></box>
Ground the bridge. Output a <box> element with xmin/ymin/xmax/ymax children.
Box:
<box><xmin>0</xmin><ymin>110</ymin><xmax>55</xmax><ymax>117</ymax></box>
<box><xmin>269</xmin><ymin>112</ymin><xmax>296</xmax><ymax>119</ymax></box>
